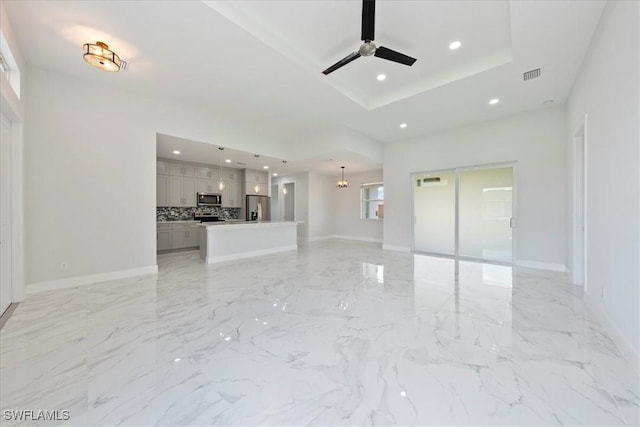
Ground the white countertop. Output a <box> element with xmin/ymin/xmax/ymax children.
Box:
<box><xmin>199</xmin><ymin>220</ymin><xmax>301</xmax><ymax>229</ymax></box>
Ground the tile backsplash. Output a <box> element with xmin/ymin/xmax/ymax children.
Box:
<box><xmin>157</xmin><ymin>207</ymin><xmax>241</xmax><ymax>222</ymax></box>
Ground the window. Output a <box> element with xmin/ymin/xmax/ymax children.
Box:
<box><xmin>0</xmin><ymin>54</ymin><xmax>8</xmax><ymax>77</ymax></box>
<box><xmin>361</xmin><ymin>182</ymin><xmax>384</xmax><ymax>219</ymax></box>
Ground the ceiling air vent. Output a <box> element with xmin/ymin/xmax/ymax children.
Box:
<box><xmin>523</xmin><ymin>68</ymin><xmax>542</xmax><ymax>81</ymax></box>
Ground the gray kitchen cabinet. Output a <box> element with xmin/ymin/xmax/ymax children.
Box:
<box><xmin>171</xmin><ymin>223</ymin><xmax>200</xmax><ymax>249</ymax></box>
<box><xmin>223</xmin><ymin>180</ymin><xmax>241</xmax><ymax>207</ymax></box>
<box><xmin>243</xmin><ymin>169</ymin><xmax>269</xmax><ymax>196</ymax></box>
<box><xmin>169</xmin><ymin>163</ymin><xmax>196</xmax><ymax>177</ymax></box>
<box><xmin>157</xmin><ymin>223</ymin><xmax>173</xmax><ymax>251</ymax></box>
<box><xmin>157</xmin><ymin>230</ymin><xmax>171</xmax><ymax>251</ymax></box>
<box><xmin>169</xmin><ymin>176</ymin><xmax>197</xmax><ymax>207</ymax></box>
<box><xmin>197</xmin><ymin>179</ymin><xmax>218</xmax><ymax>194</ymax></box>
<box><xmin>157</xmin><ymin>160</ymin><xmax>170</xmax><ymax>175</ymax></box>
<box><xmin>197</xmin><ymin>166</ymin><xmax>219</xmax><ymax>180</ymax></box>
<box><xmin>222</xmin><ymin>168</ymin><xmax>238</xmax><ymax>182</ymax></box>
<box><xmin>157</xmin><ymin>174</ymin><xmax>169</xmax><ymax>206</ymax></box>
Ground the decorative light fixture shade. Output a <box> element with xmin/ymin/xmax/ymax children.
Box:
<box><xmin>218</xmin><ymin>147</ymin><xmax>225</xmax><ymax>190</ymax></box>
<box><xmin>83</xmin><ymin>41</ymin><xmax>127</xmax><ymax>72</ymax></box>
<box><xmin>254</xmin><ymin>154</ymin><xmax>261</xmax><ymax>193</ymax></box>
<box><xmin>336</xmin><ymin>166</ymin><xmax>350</xmax><ymax>188</ymax></box>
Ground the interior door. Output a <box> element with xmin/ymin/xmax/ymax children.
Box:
<box><xmin>0</xmin><ymin>112</ymin><xmax>12</xmax><ymax>316</ymax></box>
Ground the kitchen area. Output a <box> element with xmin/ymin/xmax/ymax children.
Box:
<box><xmin>156</xmin><ymin>135</ymin><xmax>299</xmax><ymax>263</ymax></box>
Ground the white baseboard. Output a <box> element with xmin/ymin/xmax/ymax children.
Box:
<box><xmin>584</xmin><ymin>291</ymin><xmax>639</xmax><ymax>371</ymax></box>
<box><xmin>382</xmin><ymin>244</ymin><xmax>411</xmax><ymax>253</ymax></box>
<box><xmin>333</xmin><ymin>235</ymin><xmax>383</xmax><ymax>243</ymax></box>
<box><xmin>306</xmin><ymin>235</ymin><xmax>337</xmax><ymax>242</ymax></box>
<box><xmin>206</xmin><ymin>245</ymin><xmax>297</xmax><ymax>263</ymax></box>
<box><xmin>27</xmin><ymin>265</ymin><xmax>159</xmax><ymax>294</ymax></box>
<box><xmin>515</xmin><ymin>259</ymin><xmax>567</xmax><ymax>272</ymax></box>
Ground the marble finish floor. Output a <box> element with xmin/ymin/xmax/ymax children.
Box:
<box><xmin>1</xmin><ymin>240</ymin><xmax>638</xmax><ymax>426</ymax></box>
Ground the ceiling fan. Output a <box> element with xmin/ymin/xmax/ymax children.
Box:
<box><xmin>322</xmin><ymin>0</ymin><xmax>417</xmax><ymax>75</ymax></box>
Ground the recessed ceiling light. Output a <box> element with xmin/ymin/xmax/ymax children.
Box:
<box><xmin>225</xmin><ymin>159</ymin><xmax>231</xmax><ymax>163</ymax></box>
<box><xmin>263</xmin><ymin>166</ymin><xmax>269</xmax><ymax>169</ymax></box>
<box><xmin>172</xmin><ymin>150</ymin><xmax>181</xmax><ymax>155</ymax></box>
<box><xmin>400</xmin><ymin>123</ymin><xmax>407</xmax><ymax>128</ymax></box>
<box><xmin>273</xmin><ymin>173</ymin><xmax>278</xmax><ymax>177</ymax></box>
<box><xmin>489</xmin><ymin>98</ymin><xmax>500</xmax><ymax>105</ymax></box>
<box><xmin>377</xmin><ymin>74</ymin><xmax>386</xmax><ymax>81</ymax></box>
<box><xmin>449</xmin><ymin>41</ymin><xmax>462</xmax><ymax>50</ymax></box>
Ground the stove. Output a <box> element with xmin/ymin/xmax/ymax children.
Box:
<box><xmin>194</xmin><ymin>214</ymin><xmax>225</xmax><ymax>223</ymax></box>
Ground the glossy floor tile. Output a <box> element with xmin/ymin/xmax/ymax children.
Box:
<box><xmin>1</xmin><ymin>240</ymin><xmax>638</xmax><ymax>426</ymax></box>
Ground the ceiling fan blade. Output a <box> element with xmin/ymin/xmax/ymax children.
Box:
<box><xmin>322</xmin><ymin>52</ymin><xmax>361</xmax><ymax>75</ymax></box>
<box><xmin>361</xmin><ymin>0</ymin><xmax>375</xmax><ymax>41</ymax></box>
<box><xmin>374</xmin><ymin>46</ymin><xmax>417</xmax><ymax>66</ymax></box>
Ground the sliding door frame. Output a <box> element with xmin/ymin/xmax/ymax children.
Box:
<box><xmin>411</xmin><ymin>161</ymin><xmax>518</xmax><ymax>265</ymax></box>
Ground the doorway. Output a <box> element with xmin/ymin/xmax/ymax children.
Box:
<box><xmin>283</xmin><ymin>182</ymin><xmax>295</xmax><ymax>221</ymax></box>
<box><xmin>573</xmin><ymin>121</ymin><xmax>587</xmax><ymax>287</ymax></box>
<box><xmin>1</xmin><ymin>112</ymin><xmax>12</xmax><ymax>316</ymax></box>
<box><xmin>412</xmin><ymin>164</ymin><xmax>515</xmax><ymax>263</ymax></box>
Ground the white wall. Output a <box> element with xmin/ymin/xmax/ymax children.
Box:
<box><xmin>24</xmin><ymin>65</ymin><xmax>293</xmax><ymax>288</ymax></box>
<box><xmin>307</xmin><ymin>172</ymin><xmax>335</xmax><ymax>240</ymax></box>
<box><xmin>334</xmin><ymin>169</ymin><xmax>383</xmax><ymax>243</ymax></box>
<box><xmin>384</xmin><ymin>106</ymin><xmax>567</xmax><ymax>270</ymax></box>
<box><xmin>566</xmin><ymin>0</ymin><xmax>639</xmax><ymax>356</ymax></box>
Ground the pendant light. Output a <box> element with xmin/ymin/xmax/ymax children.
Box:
<box><xmin>217</xmin><ymin>147</ymin><xmax>225</xmax><ymax>191</ymax></box>
<box><xmin>336</xmin><ymin>166</ymin><xmax>350</xmax><ymax>188</ymax></box>
<box><xmin>82</xmin><ymin>41</ymin><xmax>127</xmax><ymax>72</ymax></box>
<box><xmin>254</xmin><ymin>154</ymin><xmax>260</xmax><ymax>193</ymax></box>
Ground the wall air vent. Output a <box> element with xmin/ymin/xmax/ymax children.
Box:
<box><xmin>523</xmin><ymin>68</ymin><xmax>542</xmax><ymax>81</ymax></box>
<box><xmin>423</xmin><ymin>177</ymin><xmax>441</xmax><ymax>183</ymax></box>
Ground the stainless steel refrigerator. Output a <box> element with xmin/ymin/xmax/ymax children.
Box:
<box><xmin>246</xmin><ymin>195</ymin><xmax>271</xmax><ymax>221</ymax></box>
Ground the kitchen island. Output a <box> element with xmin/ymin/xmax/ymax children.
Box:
<box><xmin>199</xmin><ymin>221</ymin><xmax>300</xmax><ymax>264</ymax></box>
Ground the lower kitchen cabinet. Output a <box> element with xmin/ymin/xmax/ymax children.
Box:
<box><xmin>157</xmin><ymin>230</ymin><xmax>171</xmax><ymax>251</ymax></box>
<box><xmin>157</xmin><ymin>223</ymin><xmax>201</xmax><ymax>252</ymax></box>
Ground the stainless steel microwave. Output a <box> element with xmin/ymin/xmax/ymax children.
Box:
<box><xmin>197</xmin><ymin>193</ymin><xmax>222</xmax><ymax>207</ymax></box>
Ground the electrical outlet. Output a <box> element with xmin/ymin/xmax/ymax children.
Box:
<box><xmin>60</xmin><ymin>262</ymin><xmax>68</xmax><ymax>271</ymax></box>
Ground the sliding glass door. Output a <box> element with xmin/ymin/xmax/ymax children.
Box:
<box><xmin>412</xmin><ymin>165</ymin><xmax>514</xmax><ymax>263</ymax></box>
<box><xmin>413</xmin><ymin>171</ymin><xmax>456</xmax><ymax>255</ymax></box>
<box><xmin>459</xmin><ymin>167</ymin><xmax>513</xmax><ymax>262</ymax></box>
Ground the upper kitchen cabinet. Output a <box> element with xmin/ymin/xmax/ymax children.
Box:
<box><xmin>169</xmin><ymin>163</ymin><xmax>196</xmax><ymax>177</ymax></box>
<box><xmin>222</xmin><ymin>168</ymin><xmax>239</xmax><ymax>182</ymax></box>
<box><xmin>197</xmin><ymin>179</ymin><xmax>218</xmax><ymax>194</ymax></box>
<box><xmin>157</xmin><ymin>174</ymin><xmax>169</xmax><ymax>206</ymax></box>
<box><xmin>222</xmin><ymin>181</ymin><xmax>241</xmax><ymax>207</ymax></box>
<box><xmin>243</xmin><ymin>169</ymin><xmax>269</xmax><ymax>196</ymax></box>
<box><xmin>197</xmin><ymin>166</ymin><xmax>220</xmax><ymax>180</ymax></box>
<box><xmin>157</xmin><ymin>160</ymin><xmax>170</xmax><ymax>175</ymax></box>
<box><xmin>169</xmin><ymin>176</ymin><xmax>197</xmax><ymax>207</ymax></box>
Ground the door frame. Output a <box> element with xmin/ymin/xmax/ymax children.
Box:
<box><xmin>572</xmin><ymin>116</ymin><xmax>588</xmax><ymax>288</ymax></box>
<box><xmin>411</xmin><ymin>161</ymin><xmax>518</xmax><ymax>264</ymax></box>
<box><xmin>0</xmin><ymin>93</ymin><xmax>25</xmax><ymax>304</ymax></box>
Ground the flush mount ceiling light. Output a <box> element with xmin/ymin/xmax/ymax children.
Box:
<box><xmin>273</xmin><ymin>173</ymin><xmax>278</xmax><ymax>177</ymax></box>
<box><xmin>400</xmin><ymin>123</ymin><xmax>407</xmax><ymax>128</ymax></box>
<box><xmin>377</xmin><ymin>74</ymin><xmax>386</xmax><ymax>81</ymax></box>
<box><xmin>172</xmin><ymin>150</ymin><xmax>181</xmax><ymax>155</ymax></box>
<box><xmin>82</xmin><ymin>41</ymin><xmax>127</xmax><ymax>72</ymax></box>
<box><xmin>449</xmin><ymin>40</ymin><xmax>462</xmax><ymax>50</ymax></box>
<box><xmin>336</xmin><ymin>166</ymin><xmax>350</xmax><ymax>189</ymax></box>
<box><xmin>263</xmin><ymin>166</ymin><xmax>269</xmax><ymax>169</ymax></box>
<box><xmin>225</xmin><ymin>159</ymin><xmax>231</xmax><ymax>163</ymax></box>
<box><xmin>489</xmin><ymin>98</ymin><xmax>500</xmax><ymax>105</ymax></box>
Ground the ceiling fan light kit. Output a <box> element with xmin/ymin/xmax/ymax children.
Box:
<box><xmin>322</xmin><ymin>0</ymin><xmax>417</xmax><ymax>75</ymax></box>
